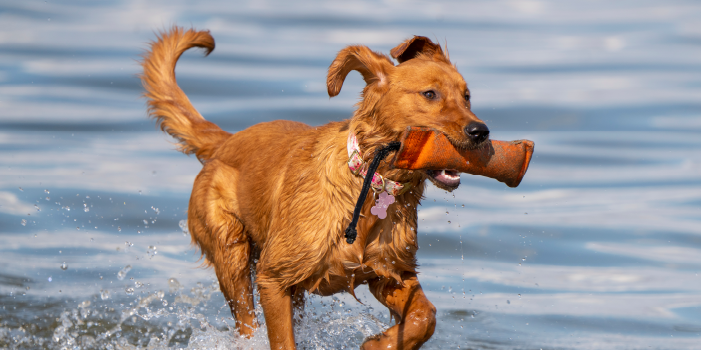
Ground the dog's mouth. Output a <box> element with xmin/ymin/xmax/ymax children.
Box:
<box><xmin>425</xmin><ymin>169</ymin><xmax>461</xmax><ymax>191</ymax></box>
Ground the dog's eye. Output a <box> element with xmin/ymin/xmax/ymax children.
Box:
<box><xmin>422</xmin><ymin>91</ymin><xmax>436</xmax><ymax>100</ymax></box>
<box><xmin>464</xmin><ymin>94</ymin><xmax>470</xmax><ymax>102</ymax></box>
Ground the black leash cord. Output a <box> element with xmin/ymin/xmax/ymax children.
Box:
<box><xmin>344</xmin><ymin>141</ymin><xmax>401</xmax><ymax>244</ymax></box>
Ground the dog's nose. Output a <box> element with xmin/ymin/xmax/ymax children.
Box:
<box><xmin>465</xmin><ymin>122</ymin><xmax>490</xmax><ymax>143</ymax></box>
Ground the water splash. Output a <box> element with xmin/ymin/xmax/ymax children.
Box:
<box><xmin>26</xmin><ymin>280</ymin><xmax>390</xmax><ymax>350</ymax></box>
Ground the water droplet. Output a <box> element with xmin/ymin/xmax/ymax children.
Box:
<box><xmin>448</xmin><ymin>221</ymin><xmax>451</xmax><ymax>224</ymax></box>
<box><xmin>84</xmin><ymin>204</ymin><xmax>89</xmax><ymax>212</ymax></box>
<box><xmin>100</xmin><ymin>290</ymin><xmax>110</xmax><ymax>300</ymax></box>
<box><xmin>44</xmin><ymin>189</ymin><xmax>50</xmax><ymax>194</ymax></box>
<box><xmin>45</xmin><ymin>197</ymin><xmax>50</xmax><ymax>201</ymax></box>
<box><xmin>135</xmin><ymin>281</ymin><xmax>144</xmax><ymax>288</ymax></box>
<box><xmin>18</xmin><ymin>187</ymin><xmax>23</xmax><ymax>191</ymax></box>
<box><xmin>117</xmin><ymin>265</ymin><xmax>132</xmax><ymax>280</ymax></box>
<box><xmin>60</xmin><ymin>262</ymin><xmax>68</xmax><ymax>270</ymax></box>
<box><xmin>47</xmin><ymin>276</ymin><xmax>52</xmax><ymax>282</ymax></box>
<box><xmin>168</xmin><ymin>278</ymin><xmax>181</xmax><ymax>293</ymax></box>
<box><xmin>117</xmin><ymin>226</ymin><xmax>121</xmax><ymax>232</ymax></box>
<box><xmin>21</xmin><ymin>219</ymin><xmax>27</xmax><ymax>226</ymax></box>
<box><xmin>34</xmin><ymin>204</ymin><xmax>40</xmax><ymax>212</ymax></box>
<box><xmin>179</xmin><ymin>219</ymin><xmax>189</xmax><ymax>235</ymax></box>
<box><xmin>147</xmin><ymin>246</ymin><xmax>157</xmax><ymax>259</ymax></box>
<box><xmin>507</xmin><ymin>300</ymin><xmax>511</xmax><ymax>304</ymax></box>
<box><xmin>79</xmin><ymin>300</ymin><xmax>90</xmax><ymax>308</ymax></box>
<box><xmin>162</xmin><ymin>299</ymin><xmax>168</xmax><ymax>306</ymax></box>
<box><xmin>518</xmin><ymin>294</ymin><xmax>521</xmax><ymax>299</ymax></box>
<box><xmin>125</xmin><ymin>287</ymin><xmax>134</xmax><ymax>295</ymax></box>
<box><xmin>461</xmin><ymin>204</ymin><xmax>464</xmax><ymax>208</ymax></box>
<box><xmin>143</xmin><ymin>219</ymin><xmax>148</xmax><ymax>225</ymax></box>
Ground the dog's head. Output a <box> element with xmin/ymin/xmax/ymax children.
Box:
<box><xmin>327</xmin><ymin>36</ymin><xmax>488</xmax><ymax>191</ymax></box>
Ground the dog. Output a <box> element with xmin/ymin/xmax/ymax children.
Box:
<box><xmin>141</xmin><ymin>27</ymin><xmax>489</xmax><ymax>350</ymax></box>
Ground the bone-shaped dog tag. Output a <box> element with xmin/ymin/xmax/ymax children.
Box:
<box><xmin>370</xmin><ymin>192</ymin><xmax>395</xmax><ymax>219</ymax></box>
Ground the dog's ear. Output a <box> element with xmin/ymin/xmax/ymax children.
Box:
<box><xmin>327</xmin><ymin>45</ymin><xmax>395</xmax><ymax>97</ymax></box>
<box><xmin>390</xmin><ymin>36</ymin><xmax>448</xmax><ymax>64</ymax></box>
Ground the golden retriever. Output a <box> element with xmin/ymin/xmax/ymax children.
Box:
<box><xmin>141</xmin><ymin>27</ymin><xmax>489</xmax><ymax>349</ymax></box>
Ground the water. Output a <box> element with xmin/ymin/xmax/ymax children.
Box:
<box><xmin>1</xmin><ymin>0</ymin><xmax>701</xmax><ymax>348</ymax></box>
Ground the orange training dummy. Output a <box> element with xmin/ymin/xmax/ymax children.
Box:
<box><xmin>392</xmin><ymin>127</ymin><xmax>534</xmax><ymax>188</ymax></box>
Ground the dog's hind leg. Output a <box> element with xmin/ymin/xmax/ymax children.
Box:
<box><xmin>362</xmin><ymin>272</ymin><xmax>436</xmax><ymax>350</ymax></box>
<box><xmin>188</xmin><ymin>161</ymin><xmax>258</xmax><ymax>337</ymax></box>
<box><xmin>214</xmin><ymin>233</ymin><xmax>257</xmax><ymax>337</ymax></box>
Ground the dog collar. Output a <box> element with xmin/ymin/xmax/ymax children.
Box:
<box><xmin>347</xmin><ymin>132</ymin><xmax>411</xmax><ymax>196</ymax></box>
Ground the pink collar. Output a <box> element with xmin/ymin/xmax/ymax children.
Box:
<box><xmin>347</xmin><ymin>132</ymin><xmax>411</xmax><ymax>196</ymax></box>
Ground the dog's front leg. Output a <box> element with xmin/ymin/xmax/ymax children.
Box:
<box><xmin>259</xmin><ymin>282</ymin><xmax>296</xmax><ymax>349</ymax></box>
<box><xmin>362</xmin><ymin>272</ymin><xmax>437</xmax><ymax>350</ymax></box>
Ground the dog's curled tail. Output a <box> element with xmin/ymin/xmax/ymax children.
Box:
<box><xmin>141</xmin><ymin>27</ymin><xmax>230</xmax><ymax>161</ymax></box>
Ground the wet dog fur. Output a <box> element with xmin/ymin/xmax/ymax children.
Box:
<box><xmin>141</xmin><ymin>27</ymin><xmax>488</xmax><ymax>349</ymax></box>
